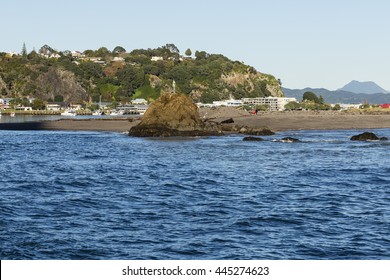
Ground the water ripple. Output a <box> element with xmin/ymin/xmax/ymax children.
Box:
<box><xmin>1</xmin><ymin>130</ymin><xmax>390</xmax><ymax>259</ymax></box>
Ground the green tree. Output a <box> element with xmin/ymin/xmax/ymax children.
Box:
<box><xmin>54</xmin><ymin>95</ymin><xmax>64</xmax><ymax>102</ymax></box>
<box><xmin>332</xmin><ymin>104</ymin><xmax>341</xmax><ymax>111</ymax></box>
<box><xmin>21</xmin><ymin>42</ymin><xmax>27</xmax><ymax>58</ymax></box>
<box><xmin>164</xmin><ymin>43</ymin><xmax>180</xmax><ymax>54</ymax></box>
<box><xmin>113</xmin><ymin>46</ymin><xmax>126</xmax><ymax>54</ymax></box>
<box><xmin>95</xmin><ymin>47</ymin><xmax>111</xmax><ymax>58</ymax></box>
<box><xmin>185</xmin><ymin>48</ymin><xmax>192</xmax><ymax>57</ymax></box>
<box><xmin>117</xmin><ymin>65</ymin><xmax>145</xmax><ymax>95</ymax></box>
<box><xmin>302</xmin><ymin>91</ymin><xmax>320</xmax><ymax>103</ymax></box>
<box><xmin>285</xmin><ymin>101</ymin><xmax>301</xmax><ymax>110</ymax></box>
<box><xmin>31</xmin><ymin>99</ymin><xmax>46</xmax><ymax>110</ymax></box>
<box><xmin>195</xmin><ymin>50</ymin><xmax>209</xmax><ymax>60</ymax></box>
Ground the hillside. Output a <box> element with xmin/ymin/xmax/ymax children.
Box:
<box><xmin>0</xmin><ymin>44</ymin><xmax>284</xmax><ymax>105</ymax></box>
<box><xmin>339</xmin><ymin>80</ymin><xmax>389</xmax><ymax>94</ymax></box>
<box><xmin>283</xmin><ymin>87</ymin><xmax>390</xmax><ymax>104</ymax></box>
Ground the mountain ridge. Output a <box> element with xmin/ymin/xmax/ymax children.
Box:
<box><xmin>338</xmin><ymin>80</ymin><xmax>389</xmax><ymax>94</ymax></box>
<box><xmin>282</xmin><ymin>87</ymin><xmax>390</xmax><ymax>104</ymax></box>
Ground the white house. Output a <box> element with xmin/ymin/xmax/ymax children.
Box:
<box><xmin>112</xmin><ymin>57</ymin><xmax>125</xmax><ymax>62</ymax></box>
<box><xmin>132</xmin><ymin>98</ymin><xmax>148</xmax><ymax>105</ymax></box>
<box><xmin>151</xmin><ymin>56</ymin><xmax>163</xmax><ymax>61</ymax></box>
<box><xmin>46</xmin><ymin>103</ymin><xmax>61</xmax><ymax>111</ymax></box>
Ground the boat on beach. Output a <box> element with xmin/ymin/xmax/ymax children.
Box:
<box><xmin>61</xmin><ymin>110</ymin><xmax>77</xmax><ymax>116</ymax></box>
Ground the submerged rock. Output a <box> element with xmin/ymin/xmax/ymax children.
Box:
<box><xmin>280</xmin><ymin>137</ymin><xmax>300</xmax><ymax>143</ymax></box>
<box><xmin>243</xmin><ymin>136</ymin><xmax>264</xmax><ymax>141</ymax></box>
<box><xmin>129</xmin><ymin>93</ymin><xmax>222</xmax><ymax>137</ymax></box>
<box><xmin>350</xmin><ymin>132</ymin><xmax>381</xmax><ymax>141</ymax></box>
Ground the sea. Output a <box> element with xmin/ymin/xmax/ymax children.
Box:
<box><xmin>0</xmin><ymin>116</ymin><xmax>389</xmax><ymax>260</ymax></box>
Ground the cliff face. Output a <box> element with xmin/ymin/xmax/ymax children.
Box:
<box><xmin>221</xmin><ymin>72</ymin><xmax>284</xmax><ymax>97</ymax></box>
<box><xmin>35</xmin><ymin>68</ymin><xmax>88</xmax><ymax>102</ymax></box>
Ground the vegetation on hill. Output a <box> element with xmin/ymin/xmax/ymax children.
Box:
<box><xmin>0</xmin><ymin>44</ymin><xmax>284</xmax><ymax>106</ymax></box>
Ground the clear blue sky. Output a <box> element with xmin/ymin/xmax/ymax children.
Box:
<box><xmin>2</xmin><ymin>0</ymin><xmax>389</xmax><ymax>90</ymax></box>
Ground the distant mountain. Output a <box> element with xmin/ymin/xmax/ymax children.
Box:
<box><xmin>338</xmin><ymin>80</ymin><xmax>389</xmax><ymax>94</ymax></box>
<box><xmin>282</xmin><ymin>87</ymin><xmax>390</xmax><ymax>104</ymax></box>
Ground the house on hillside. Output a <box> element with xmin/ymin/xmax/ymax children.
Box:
<box><xmin>0</xmin><ymin>98</ymin><xmax>14</xmax><ymax>109</ymax></box>
<box><xmin>46</xmin><ymin>102</ymin><xmax>68</xmax><ymax>111</ymax></box>
<box><xmin>132</xmin><ymin>98</ymin><xmax>148</xmax><ymax>105</ymax></box>
<box><xmin>151</xmin><ymin>56</ymin><xmax>163</xmax><ymax>61</ymax></box>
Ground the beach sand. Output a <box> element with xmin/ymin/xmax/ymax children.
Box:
<box><xmin>1</xmin><ymin>109</ymin><xmax>390</xmax><ymax>133</ymax></box>
<box><xmin>200</xmin><ymin>107</ymin><xmax>390</xmax><ymax>132</ymax></box>
<box><xmin>0</xmin><ymin>118</ymin><xmax>141</xmax><ymax>133</ymax></box>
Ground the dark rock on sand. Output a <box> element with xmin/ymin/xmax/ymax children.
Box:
<box><xmin>239</xmin><ymin>126</ymin><xmax>275</xmax><ymax>136</ymax></box>
<box><xmin>350</xmin><ymin>132</ymin><xmax>381</xmax><ymax>141</ymax></box>
<box><xmin>129</xmin><ymin>93</ymin><xmax>222</xmax><ymax>137</ymax></box>
<box><xmin>243</xmin><ymin>136</ymin><xmax>264</xmax><ymax>141</ymax></box>
<box><xmin>220</xmin><ymin>118</ymin><xmax>234</xmax><ymax>124</ymax></box>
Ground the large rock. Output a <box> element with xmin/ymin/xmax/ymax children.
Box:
<box><xmin>351</xmin><ymin>132</ymin><xmax>380</xmax><ymax>141</ymax></box>
<box><xmin>129</xmin><ymin>93</ymin><xmax>222</xmax><ymax>137</ymax></box>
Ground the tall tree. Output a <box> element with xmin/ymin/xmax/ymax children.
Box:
<box><xmin>21</xmin><ymin>42</ymin><xmax>27</xmax><ymax>57</ymax></box>
<box><xmin>113</xmin><ymin>46</ymin><xmax>126</xmax><ymax>54</ymax></box>
<box><xmin>164</xmin><ymin>43</ymin><xmax>180</xmax><ymax>54</ymax></box>
<box><xmin>302</xmin><ymin>91</ymin><xmax>320</xmax><ymax>103</ymax></box>
<box><xmin>185</xmin><ymin>48</ymin><xmax>192</xmax><ymax>57</ymax></box>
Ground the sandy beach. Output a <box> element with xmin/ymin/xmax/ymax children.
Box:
<box><xmin>2</xmin><ymin>109</ymin><xmax>390</xmax><ymax>133</ymax></box>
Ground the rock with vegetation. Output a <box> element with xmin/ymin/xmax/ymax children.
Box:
<box><xmin>350</xmin><ymin>132</ymin><xmax>387</xmax><ymax>141</ymax></box>
<box><xmin>129</xmin><ymin>93</ymin><xmax>222</xmax><ymax>137</ymax></box>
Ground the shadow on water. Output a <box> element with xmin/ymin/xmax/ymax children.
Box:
<box><xmin>0</xmin><ymin>122</ymin><xmax>46</xmax><ymax>130</ymax></box>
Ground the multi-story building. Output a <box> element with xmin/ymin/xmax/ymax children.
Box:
<box><xmin>242</xmin><ymin>97</ymin><xmax>297</xmax><ymax>111</ymax></box>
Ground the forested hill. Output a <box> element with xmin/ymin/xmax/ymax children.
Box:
<box><xmin>0</xmin><ymin>44</ymin><xmax>284</xmax><ymax>104</ymax></box>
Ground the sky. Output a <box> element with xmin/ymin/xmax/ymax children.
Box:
<box><xmin>1</xmin><ymin>0</ymin><xmax>389</xmax><ymax>90</ymax></box>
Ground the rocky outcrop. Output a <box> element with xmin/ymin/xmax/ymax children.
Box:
<box><xmin>243</xmin><ymin>136</ymin><xmax>264</xmax><ymax>141</ymax></box>
<box><xmin>129</xmin><ymin>93</ymin><xmax>223</xmax><ymax>137</ymax></box>
<box><xmin>350</xmin><ymin>132</ymin><xmax>388</xmax><ymax>141</ymax></box>
<box><xmin>36</xmin><ymin>68</ymin><xmax>88</xmax><ymax>102</ymax></box>
<box><xmin>238</xmin><ymin>126</ymin><xmax>275</xmax><ymax>136</ymax></box>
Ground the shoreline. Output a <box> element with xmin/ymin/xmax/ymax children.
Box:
<box><xmin>1</xmin><ymin>110</ymin><xmax>390</xmax><ymax>133</ymax></box>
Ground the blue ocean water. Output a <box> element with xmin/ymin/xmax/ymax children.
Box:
<box><xmin>0</xmin><ymin>129</ymin><xmax>389</xmax><ymax>260</ymax></box>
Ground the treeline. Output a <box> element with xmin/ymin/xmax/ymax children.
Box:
<box><xmin>0</xmin><ymin>44</ymin><xmax>283</xmax><ymax>104</ymax></box>
<box><xmin>285</xmin><ymin>91</ymin><xmax>338</xmax><ymax>110</ymax></box>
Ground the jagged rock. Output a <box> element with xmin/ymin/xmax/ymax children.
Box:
<box><xmin>280</xmin><ymin>137</ymin><xmax>300</xmax><ymax>143</ymax></box>
<box><xmin>129</xmin><ymin>93</ymin><xmax>223</xmax><ymax>137</ymax></box>
<box><xmin>350</xmin><ymin>132</ymin><xmax>380</xmax><ymax>141</ymax></box>
<box><xmin>243</xmin><ymin>136</ymin><xmax>264</xmax><ymax>141</ymax></box>
<box><xmin>220</xmin><ymin>118</ymin><xmax>234</xmax><ymax>124</ymax></box>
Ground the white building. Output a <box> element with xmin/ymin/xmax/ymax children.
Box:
<box><xmin>212</xmin><ymin>99</ymin><xmax>243</xmax><ymax>107</ymax></box>
<box><xmin>132</xmin><ymin>98</ymin><xmax>148</xmax><ymax>105</ymax></box>
<box><xmin>332</xmin><ymin>103</ymin><xmax>362</xmax><ymax>110</ymax></box>
<box><xmin>242</xmin><ymin>97</ymin><xmax>297</xmax><ymax>111</ymax></box>
<box><xmin>151</xmin><ymin>56</ymin><xmax>163</xmax><ymax>61</ymax></box>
